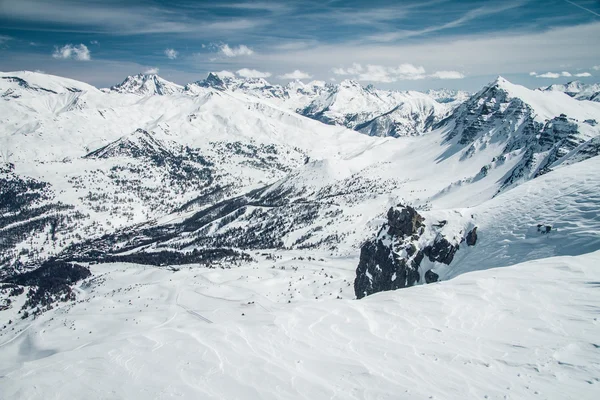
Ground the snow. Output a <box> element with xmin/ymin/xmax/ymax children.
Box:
<box><xmin>1</xmin><ymin>70</ymin><xmax>600</xmax><ymax>398</ymax></box>
<box><xmin>1</xmin><ymin>250</ymin><xmax>600</xmax><ymax>399</ymax></box>
<box><xmin>490</xmin><ymin>77</ymin><xmax>600</xmax><ymax>122</ymax></box>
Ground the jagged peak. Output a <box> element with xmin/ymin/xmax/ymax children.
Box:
<box><xmin>110</xmin><ymin>73</ymin><xmax>183</xmax><ymax>95</ymax></box>
<box><xmin>84</xmin><ymin>128</ymin><xmax>172</xmax><ymax>159</ymax></box>
<box><xmin>339</xmin><ymin>79</ymin><xmax>362</xmax><ymax>88</ymax></box>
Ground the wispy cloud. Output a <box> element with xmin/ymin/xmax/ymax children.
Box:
<box><xmin>164</xmin><ymin>48</ymin><xmax>178</xmax><ymax>59</ymax></box>
<box><xmin>236</xmin><ymin>68</ymin><xmax>271</xmax><ymax>78</ymax></box>
<box><xmin>52</xmin><ymin>44</ymin><xmax>91</xmax><ymax>61</ymax></box>
<box><xmin>0</xmin><ymin>0</ymin><xmax>262</xmax><ymax>36</ymax></box>
<box><xmin>144</xmin><ymin>67</ymin><xmax>159</xmax><ymax>75</ymax></box>
<box><xmin>220</xmin><ymin>44</ymin><xmax>254</xmax><ymax>57</ymax></box>
<box><xmin>531</xmin><ymin>70</ymin><xmax>592</xmax><ymax>78</ymax></box>
<box><xmin>0</xmin><ymin>35</ymin><xmax>12</xmax><ymax>44</ymax></box>
<box><xmin>431</xmin><ymin>70</ymin><xmax>465</xmax><ymax>79</ymax></box>
<box><xmin>331</xmin><ymin>63</ymin><xmax>463</xmax><ymax>82</ymax></box>
<box><xmin>563</xmin><ymin>0</ymin><xmax>600</xmax><ymax>17</ymax></box>
<box><xmin>366</xmin><ymin>1</ymin><xmax>526</xmax><ymax>42</ymax></box>
<box><xmin>278</xmin><ymin>70</ymin><xmax>312</xmax><ymax>80</ymax></box>
<box><xmin>535</xmin><ymin>72</ymin><xmax>561</xmax><ymax>78</ymax></box>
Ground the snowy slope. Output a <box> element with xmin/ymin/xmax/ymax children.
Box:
<box><xmin>1</xmin><ymin>250</ymin><xmax>599</xmax><ymax>399</ymax></box>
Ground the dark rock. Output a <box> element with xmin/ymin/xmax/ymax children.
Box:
<box><xmin>466</xmin><ymin>227</ymin><xmax>478</xmax><ymax>246</ymax></box>
<box><xmin>354</xmin><ymin>204</ymin><xmax>463</xmax><ymax>299</ymax></box>
<box><xmin>537</xmin><ymin>224</ymin><xmax>552</xmax><ymax>234</ymax></box>
<box><xmin>386</xmin><ymin>206</ymin><xmax>424</xmax><ymax>237</ymax></box>
<box><xmin>354</xmin><ymin>240</ymin><xmax>420</xmax><ymax>299</ymax></box>
<box><xmin>425</xmin><ymin>270</ymin><xmax>439</xmax><ymax>284</ymax></box>
<box><xmin>423</xmin><ymin>235</ymin><xmax>459</xmax><ymax>265</ymax></box>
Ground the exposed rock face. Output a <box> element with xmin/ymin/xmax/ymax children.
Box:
<box><xmin>386</xmin><ymin>206</ymin><xmax>424</xmax><ymax>237</ymax></box>
<box><xmin>355</xmin><ymin>205</ymin><xmax>478</xmax><ymax>299</ymax></box>
<box><xmin>466</xmin><ymin>227</ymin><xmax>478</xmax><ymax>246</ymax></box>
<box><xmin>354</xmin><ymin>239</ymin><xmax>421</xmax><ymax>299</ymax></box>
<box><xmin>423</xmin><ymin>235</ymin><xmax>458</xmax><ymax>265</ymax></box>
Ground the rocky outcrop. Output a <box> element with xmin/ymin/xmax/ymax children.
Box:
<box><xmin>354</xmin><ymin>205</ymin><xmax>478</xmax><ymax>299</ymax></box>
<box><xmin>466</xmin><ymin>227</ymin><xmax>478</xmax><ymax>246</ymax></box>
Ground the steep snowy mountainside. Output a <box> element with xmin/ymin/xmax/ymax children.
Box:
<box><xmin>2</xmin><ymin>250</ymin><xmax>599</xmax><ymax>399</ymax></box>
<box><xmin>435</xmin><ymin>155</ymin><xmax>600</xmax><ymax>280</ymax></box>
<box><xmin>300</xmin><ymin>79</ymin><xmax>451</xmax><ymax>137</ymax></box>
<box><xmin>438</xmin><ymin>76</ymin><xmax>600</xmax><ymax>193</ymax></box>
<box><xmin>539</xmin><ymin>80</ymin><xmax>600</xmax><ymax>102</ymax></box>
<box><xmin>107</xmin><ymin>73</ymin><xmax>184</xmax><ymax>95</ymax></box>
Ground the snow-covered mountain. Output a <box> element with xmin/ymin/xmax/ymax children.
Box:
<box><xmin>186</xmin><ymin>72</ymin><xmax>328</xmax><ymax>110</ymax></box>
<box><xmin>107</xmin><ymin>73</ymin><xmax>184</xmax><ymax>95</ymax></box>
<box><xmin>299</xmin><ymin>79</ymin><xmax>454</xmax><ymax>137</ymax></box>
<box><xmin>439</xmin><ymin>76</ymin><xmax>600</xmax><ymax>194</ymax></box>
<box><xmin>426</xmin><ymin>88</ymin><xmax>471</xmax><ymax>106</ymax></box>
<box><xmin>538</xmin><ymin>80</ymin><xmax>600</xmax><ymax>102</ymax></box>
<box><xmin>1</xmin><ymin>70</ymin><xmax>600</xmax><ymax>399</ymax></box>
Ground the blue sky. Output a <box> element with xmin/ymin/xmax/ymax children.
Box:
<box><xmin>0</xmin><ymin>0</ymin><xmax>599</xmax><ymax>90</ymax></box>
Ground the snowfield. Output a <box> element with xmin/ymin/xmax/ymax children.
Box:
<box><xmin>1</xmin><ymin>250</ymin><xmax>599</xmax><ymax>399</ymax></box>
<box><xmin>1</xmin><ymin>70</ymin><xmax>600</xmax><ymax>399</ymax></box>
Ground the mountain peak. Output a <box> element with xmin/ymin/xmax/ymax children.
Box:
<box><xmin>339</xmin><ymin>79</ymin><xmax>362</xmax><ymax>89</ymax></box>
<box><xmin>110</xmin><ymin>73</ymin><xmax>183</xmax><ymax>95</ymax></box>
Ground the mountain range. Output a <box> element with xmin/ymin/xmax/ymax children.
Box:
<box><xmin>1</xmin><ymin>69</ymin><xmax>600</xmax><ymax>399</ymax></box>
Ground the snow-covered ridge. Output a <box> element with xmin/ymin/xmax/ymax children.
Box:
<box><xmin>106</xmin><ymin>73</ymin><xmax>184</xmax><ymax>95</ymax></box>
<box><xmin>538</xmin><ymin>80</ymin><xmax>600</xmax><ymax>102</ymax></box>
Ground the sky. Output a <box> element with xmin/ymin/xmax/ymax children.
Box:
<box><xmin>0</xmin><ymin>0</ymin><xmax>599</xmax><ymax>91</ymax></box>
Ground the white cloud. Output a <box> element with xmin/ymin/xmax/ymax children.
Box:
<box><xmin>331</xmin><ymin>63</ymin><xmax>432</xmax><ymax>82</ymax></box>
<box><xmin>220</xmin><ymin>44</ymin><xmax>254</xmax><ymax>57</ymax></box>
<box><xmin>531</xmin><ymin>70</ymin><xmax>589</xmax><ymax>79</ymax></box>
<box><xmin>52</xmin><ymin>44</ymin><xmax>91</xmax><ymax>61</ymax></box>
<box><xmin>90</xmin><ymin>40</ymin><xmax>99</xmax><ymax>45</ymax></box>
<box><xmin>278</xmin><ymin>70</ymin><xmax>313</xmax><ymax>80</ymax></box>
<box><xmin>164</xmin><ymin>48</ymin><xmax>178</xmax><ymax>59</ymax></box>
<box><xmin>254</xmin><ymin>22</ymin><xmax>600</xmax><ymax>86</ymax></box>
<box><xmin>144</xmin><ymin>67</ymin><xmax>159</xmax><ymax>75</ymax></box>
<box><xmin>529</xmin><ymin>71</ymin><xmax>537</xmax><ymax>76</ymax></box>
<box><xmin>358</xmin><ymin>64</ymin><xmax>397</xmax><ymax>82</ymax></box>
<box><xmin>236</xmin><ymin>68</ymin><xmax>271</xmax><ymax>78</ymax></box>
<box><xmin>332</xmin><ymin>63</ymin><xmax>363</xmax><ymax>75</ymax></box>
<box><xmin>535</xmin><ymin>72</ymin><xmax>561</xmax><ymax>78</ymax></box>
<box><xmin>592</xmin><ymin>65</ymin><xmax>600</xmax><ymax>71</ymax></box>
<box><xmin>214</xmin><ymin>70</ymin><xmax>236</xmax><ymax>79</ymax></box>
<box><xmin>431</xmin><ymin>70</ymin><xmax>465</xmax><ymax>79</ymax></box>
